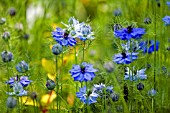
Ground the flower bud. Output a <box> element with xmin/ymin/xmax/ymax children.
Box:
<box><xmin>104</xmin><ymin>61</ymin><xmax>114</xmax><ymax>72</ymax></box>
<box><xmin>15</xmin><ymin>23</ymin><xmax>23</xmax><ymax>31</ymax></box>
<box><xmin>23</xmin><ymin>33</ymin><xmax>29</xmax><ymax>40</ymax></box>
<box><xmin>112</xmin><ymin>24</ymin><xmax>122</xmax><ymax>31</ymax></box>
<box><xmin>52</xmin><ymin>44</ymin><xmax>62</xmax><ymax>55</ymax></box>
<box><xmin>6</xmin><ymin>97</ymin><xmax>17</xmax><ymax>108</ymax></box>
<box><xmin>46</xmin><ymin>79</ymin><xmax>56</xmax><ymax>90</ymax></box>
<box><xmin>16</xmin><ymin>61</ymin><xmax>29</xmax><ymax>73</ymax></box>
<box><xmin>137</xmin><ymin>83</ymin><xmax>144</xmax><ymax>90</ymax></box>
<box><xmin>2</xmin><ymin>32</ymin><xmax>10</xmax><ymax>41</ymax></box>
<box><xmin>9</xmin><ymin>7</ymin><xmax>16</xmax><ymax>17</ymax></box>
<box><xmin>1</xmin><ymin>51</ymin><xmax>13</xmax><ymax>62</ymax></box>
<box><xmin>148</xmin><ymin>89</ymin><xmax>157</xmax><ymax>96</ymax></box>
<box><xmin>0</xmin><ymin>18</ymin><xmax>6</xmax><ymax>25</ymax></box>
<box><xmin>111</xmin><ymin>93</ymin><xmax>119</xmax><ymax>102</ymax></box>
<box><xmin>113</xmin><ymin>9</ymin><xmax>122</xmax><ymax>16</ymax></box>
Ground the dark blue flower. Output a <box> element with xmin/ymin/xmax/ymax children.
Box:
<box><xmin>139</xmin><ymin>40</ymin><xmax>160</xmax><ymax>54</ymax></box>
<box><xmin>113</xmin><ymin>52</ymin><xmax>138</xmax><ymax>64</ymax></box>
<box><xmin>6</xmin><ymin>76</ymin><xmax>32</xmax><ymax>87</ymax></box>
<box><xmin>76</xmin><ymin>86</ymin><xmax>99</xmax><ymax>105</ymax></box>
<box><xmin>114</xmin><ymin>26</ymin><xmax>145</xmax><ymax>40</ymax></box>
<box><xmin>162</xmin><ymin>16</ymin><xmax>170</xmax><ymax>26</ymax></box>
<box><xmin>52</xmin><ymin>27</ymin><xmax>76</xmax><ymax>46</ymax></box>
<box><xmin>69</xmin><ymin>62</ymin><xmax>98</xmax><ymax>82</ymax></box>
<box><xmin>1</xmin><ymin>51</ymin><xmax>13</xmax><ymax>62</ymax></box>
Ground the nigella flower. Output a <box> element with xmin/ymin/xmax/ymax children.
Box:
<box><xmin>76</xmin><ymin>23</ymin><xmax>94</xmax><ymax>41</ymax></box>
<box><xmin>113</xmin><ymin>52</ymin><xmax>138</xmax><ymax>64</ymax></box>
<box><xmin>162</xmin><ymin>16</ymin><xmax>170</xmax><ymax>26</ymax></box>
<box><xmin>16</xmin><ymin>61</ymin><xmax>29</xmax><ymax>73</ymax></box>
<box><xmin>6</xmin><ymin>76</ymin><xmax>32</xmax><ymax>87</ymax></box>
<box><xmin>69</xmin><ymin>62</ymin><xmax>98</xmax><ymax>82</ymax></box>
<box><xmin>7</xmin><ymin>82</ymin><xmax>28</xmax><ymax>96</ymax></box>
<box><xmin>76</xmin><ymin>86</ymin><xmax>99</xmax><ymax>105</ymax></box>
<box><xmin>139</xmin><ymin>40</ymin><xmax>160</xmax><ymax>54</ymax></box>
<box><xmin>114</xmin><ymin>26</ymin><xmax>145</xmax><ymax>40</ymax></box>
<box><xmin>167</xmin><ymin>2</ymin><xmax>170</xmax><ymax>9</ymax></box>
<box><xmin>121</xmin><ymin>40</ymin><xmax>140</xmax><ymax>52</ymax></box>
<box><xmin>148</xmin><ymin>89</ymin><xmax>157</xmax><ymax>96</ymax></box>
<box><xmin>124</xmin><ymin>67</ymin><xmax>147</xmax><ymax>81</ymax></box>
<box><xmin>52</xmin><ymin>27</ymin><xmax>76</xmax><ymax>46</ymax></box>
<box><xmin>92</xmin><ymin>83</ymin><xmax>106</xmax><ymax>94</ymax></box>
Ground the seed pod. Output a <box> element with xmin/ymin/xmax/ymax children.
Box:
<box><xmin>2</xmin><ymin>32</ymin><xmax>10</xmax><ymax>41</ymax></box>
<box><xmin>46</xmin><ymin>79</ymin><xmax>56</xmax><ymax>90</ymax></box>
<box><xmin>137</xmin><ymin>83</ymin><xmax>144</xmax><ymax>90</ymax></box>
<box><xmin>123</xmin><ymin>83</ymin><xmax>128</xmax><ymax>102</ymax></box>
<box><xmin>1</xmin><ymin>51</ymin><xmax>13</xmax><ymax>62</ymax></box>
<box><xmin>9</xmin><ymin>7</ymin><xmax>16</xmax><ymax>17</ymax></box>
<box><xmin>52</xmin><ymin>44</ymin><xmax>63</xmax><ymax>55</ymax></box>
<box><xmin>6</xmin><ymin>97</ymin><xmax>17</xmax><ymax>108</ymax></box>
<box><xmin>113</xmin><ymin>9</ymin><xmax>122</xmax><ymax>16</ymax></box>
<box><xmin>30</xmin><ymin>92</ymin><xmax>37</xmax><ymax>100</ymax></box>
<box><xmin>148</xmin><ymin>89</ymin><xmax>157</xmax><ymax>96</ymax></box>
<box><xmin>16</xmin><ymin>61</ymin><xmax>29</xmax><ymax>73</ymax></box>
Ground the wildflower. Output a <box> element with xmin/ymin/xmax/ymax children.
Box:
<box><xmin>76</xmin><ymin>24</ymin><xmax>94</xmax><ymax>41</ymax></box>
<box><xmin>2</xmin><ymin>31</ymin><xmax>10</xmax><ymax>41</ymax></box>
<box><xmin>76</xmin><ymin>86</ymin><xmax>99</xmax><ymax>105</ymax></box>
<box><xmin>148</xmin><ymin>89</ymin><xmax>157</xmax><ymax>96</ymax></box>
<box><xmin>7</xmin><ymin>82</ymin><xmax>28</xmax><ymax>96</ymax></box>
<box><xmin>9</xmin><ymin>7</ymin><xmax>16</xmax><ymax>17</ymax></box>
<box><xmin>113</xmin><ymin>52</ymin><xmax>138</xmax><ymax>64</ymax></box>
<box><xmin>144</xmin><ymin>17</ymin><xmax>152</xmax><ymax>24</ymax></box>
<box><xmin>6</xmin><ymin>76</ymin><xmax>32</xmax><ymax>87</ymax></box>
<box><xmin>110</xmin><ymin>93</ymin><xmax>119</xmax><ymax>102</ymax></box>
<box><xmin>46</xmin><ymin>79</ymin><xmax>56</xmax><ymax>90</ymax></box>
<box><xmin>137</xmin><ymin>83</ymin><xmax>144</xmax><ymax>90</ymax></box>
<box><xmin>121</xmin><ymin>40</ymin><xmax>140</xmax><ymax>52</ymax></box>
<box><xmin>6</xmin><ymin>97</ymin><xmax>17</xmax><ymax>108</ymax></box>
<box><xmin>162</xmin><ymin>16</ymin><xmax>170</xmax><ymax>26</ymax></box>
<box><xmin>167</xmin><ymin>2</ymin><xmax>170</xmax><ymax>9</ymax></box>
<box><xmin>0</xmin><ymin>17</ymin><xmax>6</xmax><ymax>25</ymax></box>
<box><xmin>52</xmin><ymin>44</ymin><xmax>63</xmax><ymax>55</ymax></box>
<box><xmin>1</xmin><ymin>51</ymin><xmax>13</xmax><ymax>62</ymax></box>
<box><xmin>139</xmin><ymin>40</ymin><xmax>160</xmax><ymax>54</ymax></box>
<box><xmin>16</xmin><ymin>61</ymin><xmax>29</xmax><ymax>73</ymax></box>
<box><xmin>124</xmin><ymin>67</ymin><xmax>147</xmax><ymax>81</ymax></box>
<box><xmin>69</xmin><ymin>62</ymin><xmax>98</xmax><ymax>82</ymax></box>
<box><xmin>114</xmin><ymin>26</ymin><xmax>145</xmax><ymax>40</ymax></box>
<box><xmin>113</xmin><ymin>9</ymin><xmax>122</xmax><ymax>16</ymax></box>
<box><xmin>92</xmin><ymin>83</ymin><xmax>106</xmax><ymax>94</ymax></box>
<box><xmin>52</xmin><ymin>27</ymin><xmax>76</xmax><ymax>46</ymax></box>
<box><xmin>103</xmin><ymin>61</ymin><xmax>114</xmax><ymax>72</ymax></box>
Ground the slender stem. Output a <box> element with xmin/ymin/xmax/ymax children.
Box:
<box><xmin>56</xmin><ymin>56</ymin><xmax>59</xmax><ymax>113</ymax></box>
<box><xmin>82</xmin><ymin>41</ymin><xmax>85</xmax><ymax>62</ymax></box>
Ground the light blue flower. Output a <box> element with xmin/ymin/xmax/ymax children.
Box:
<box><xmin>162</xmin><ymin>16</ymin><xmax>170</xmax><ymax>26</ymax></box>
<box><xmin>76</xmin><ymin>86</ymin><xmax>99</xmax><ymax>105</ymax></box>
<box><xmin>69</xmin><ymin>62</ymin><xmax>98</xmax><ymax>82</ymax></box>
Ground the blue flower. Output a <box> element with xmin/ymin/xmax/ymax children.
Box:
<box><xmin>6</xmin><ymin>82</ymin><xmax>28</xmax><ymax>96</ymax></box>
<box><xmin>76</xmin><ymin>86</ymin><xmax>99</xmax><ymax>105</ymax></box>
<box><xmin>124</xmin><ymin>67</ymin><xmax>147</xmax><ymax>81</ymax></box>
<box><xmin>114</xmin><ymin>26</ymin><xmax>145</xmax><ymax>40</ymax></box>
<box><xmin>69</xmin><ymin>62</ymin><xmax>98</xmax><ymax>82</ymax></box>
<box><xmin>52</xmin><ymin>27</ymin><xmax>76</xmax><ymax>46</ymax></box>
<box><xmin>167</xmin><ymin>2</ymin><xmax>170</xmax><ymax>9</ymax></box>
<box><xmin>162</xmin><ymin>16</ymin><xmax>170</xmax><ymax>25</ymax></box>
<box><xmin>1</xmin><ymin>51</ymin><xmax>13</xmax><ymax>62</ymax></box>
<box><xmin>139</xmin><ymin>40</ymin><xmax>160</xmax><ymax>54</ymax></box>
<box><xmin>113</xmin><ymin>52</ymin><xmax>138</xmax><ymax>64</ymax></box>
<box><xmin>6</xmin><ymin>76</ymin><xmax>32</xmax><ymax>87</ymax></box>
<box><xmin>76</xmin><ymin>24</ymin><xmax>94</xmax><ymax>41</ymax></box>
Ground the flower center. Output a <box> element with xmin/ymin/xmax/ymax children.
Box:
<box><xmin>80</xmin><ymin>65</ymin><xmax>86</xmax><ymax>74</ymax></box>
<box><xmin>127</xmin><ymin>26</ymin><xmax>133</xmax><ymax>33</ymax></box>
<box><xmin>63</xmin><ymin>32</ymin><xmax>69</xmax><ymax>39</ymax></box>
<box><xmin>121</xmin><ymin>52</ymin><xmax>127</xmax><ymax>59</ymax></box>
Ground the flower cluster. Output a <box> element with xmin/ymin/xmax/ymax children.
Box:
<box><xmin>52</xmin><ymin>17</ymin><xmax>95</xmax><ymax>47</ymax></box>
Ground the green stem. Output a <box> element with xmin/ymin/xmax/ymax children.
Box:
<box><xmin>56</xmin><ymin>56</ymin><xmax>59</xmax><ymax>113</ymax></box>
